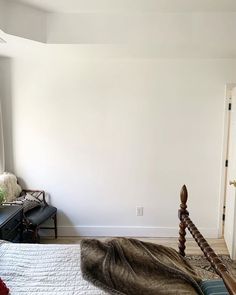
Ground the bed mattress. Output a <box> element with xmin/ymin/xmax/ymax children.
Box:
<box><xmin>0</xmin><ymin>242</ymin><xmax>108</xmax><ymax>295</ymax></box>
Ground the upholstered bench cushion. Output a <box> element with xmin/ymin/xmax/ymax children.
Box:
<box><xmin>25</xmin><ymin>205</ymin><xmax>57</xmax><ymax>226</ymax></box>
<box><xmin>200</xmin><ymin>279</ymin><xmax>228</xmax><ymax>295</ymax></box>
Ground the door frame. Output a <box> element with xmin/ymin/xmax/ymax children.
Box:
<box><xmin>219</xmin><ymin>84</ymin><xmax>236</xmax><ymax>238</ymax></box>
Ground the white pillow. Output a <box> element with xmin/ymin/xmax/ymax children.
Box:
<box><xmin>0</xmin><ymin>172</ymin><xmax>22</xmax><ymax>202</ymax></box>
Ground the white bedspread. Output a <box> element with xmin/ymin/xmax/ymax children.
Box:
<box><xmin>0</xmin><ymin>242</ymin><xmax>108</xmax><ymax>295</ymax></box>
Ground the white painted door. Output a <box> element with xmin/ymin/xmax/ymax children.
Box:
<box><xmin>224</xmin><ymin>87</ymin><xmax>236</xmax><ymax>259</ymax></box>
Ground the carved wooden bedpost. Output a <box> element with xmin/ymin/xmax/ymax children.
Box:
<box><xmin>178</xmin><ymin>185</ymin><xmax>189</xmax><ymax>257</ymax></box>
<box><xmin>177</xmin><ymin>185</ymin><xmax>236</xmax><ymax>294</ymax></box>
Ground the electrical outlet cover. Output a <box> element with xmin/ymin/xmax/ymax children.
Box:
<box><xmin>136</xmin><ymin>206</ymin><xmax>143</xmax><ymax>216</ymax></box>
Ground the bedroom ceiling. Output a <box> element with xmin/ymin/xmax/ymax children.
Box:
<box><xmin>1</xmin><ymin>0</ymin><xmax>236</xmax><ymax>58</ymax></box>
<box><xmin>13</xmin><ymin>0</ymin><xmax>236</xmax><ymax>13</ymax></box>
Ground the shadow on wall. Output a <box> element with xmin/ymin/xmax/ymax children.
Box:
<box><xmin>0</xmin><ymin>57</ymin><xmax>14</xmax><ymax>172</ymax></box>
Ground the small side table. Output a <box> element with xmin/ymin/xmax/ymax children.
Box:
<box><xmin>0</xmin><ymin>206</ymin><xmax>23</xmax><ymax>242</ymax></box>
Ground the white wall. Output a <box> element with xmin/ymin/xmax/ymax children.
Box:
<box><xmin>6</xmin><ymin>49</ymin><xmax>236</xmax><ymax>237</ymax></box>
<box><xmin>1</xmin><ymin>1</ymin><xmax>236</xmax><ymax>238</ymax></box>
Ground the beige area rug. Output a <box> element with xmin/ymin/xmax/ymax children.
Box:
<box><xmin>186</xmin><ymin>255</ymin><xmax>236</xmax><ymax>280</ymax></box>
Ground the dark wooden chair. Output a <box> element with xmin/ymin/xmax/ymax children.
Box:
<box><xmin>20</xmin><ymin>189</ymin><xmax>57</xmax><ymax>243</ymax></box>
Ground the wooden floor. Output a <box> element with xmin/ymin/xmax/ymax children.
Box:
<box><xmin>41</xmin><ymin>237</ymin><xmax>229</xmax><ymax>256</ymax></box>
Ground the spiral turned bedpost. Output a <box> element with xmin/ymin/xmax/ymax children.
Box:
<box><xmin>182</xmin><ymin>215</ymin><xmax>236</xmax><ymax>295</ymax></box>
<box><xmin>177</xmin><ymin>185</ymin><xmax>236</xmax><ymax>295</ymax></box>
<box><xmin>178</xmin><ymin>185</ymin><xmax>189</xmax><ymax>257</ymax></box>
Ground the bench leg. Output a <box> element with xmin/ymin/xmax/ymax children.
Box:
<box><xmin>33</xmin><ymin>226</ymin><xmax>40</xmax><ymax>243</ymax></box>
<box><xmin>53</xmin><ymin>213</ymin><xmax>57</xmax><ymax>239</ymax></box>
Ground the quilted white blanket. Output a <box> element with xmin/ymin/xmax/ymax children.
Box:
<box><xmin>0</xmin><ymin>242</ymin><xmax>108</xmax><ymax>295</ymax></box>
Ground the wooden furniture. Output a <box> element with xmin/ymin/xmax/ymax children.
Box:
<box><xmin>178</xmin><ymin>185</ymin><xmax>236</xmax><ymax>295</ymax></box>
<box><xmin>0</xmin><ymin>205</ymin><xmax>23</xmax><ymax>242</ymax></box>
<box><xmin>21</xmin><ymin>189</ymin><xmax>57</xmax><ymax>243</ymax></box>
<box><xmin>0</xmin><ymin>173</ymin><xmax>57</xmax><ymax>243</ymax></box>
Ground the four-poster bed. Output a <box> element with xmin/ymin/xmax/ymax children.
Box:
<box><xmin>0</xmin><ymin>185</ymin><xmax>235</xmax><ymax>294</ymax></box>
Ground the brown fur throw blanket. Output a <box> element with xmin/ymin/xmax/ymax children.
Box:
<box><xmin>81</xmin><ymin>238</ymin><xmax>203</xmax><ymax>295</ymax></box>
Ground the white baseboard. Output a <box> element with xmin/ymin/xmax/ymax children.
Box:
<box><xmin>43</xmin><ymin>226</ymin><xmax>219</xmax><ymax>238</ymax></box>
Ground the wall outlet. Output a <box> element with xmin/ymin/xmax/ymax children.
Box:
<box><xmin>136</xmin><ymin>206</ymin><xmax>143</xmax><ymax>216</ymax></box>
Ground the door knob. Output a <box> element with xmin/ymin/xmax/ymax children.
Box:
<box><xmin>229</xmin><ymin>180</ymin><xmax>236</xmax><ymax>187</ymax></box>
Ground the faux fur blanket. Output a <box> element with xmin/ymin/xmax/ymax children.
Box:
<box><xmin>81</xmin><ymin>238</ymin><xmax>204</xmax><ymax>295</ymax></box>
